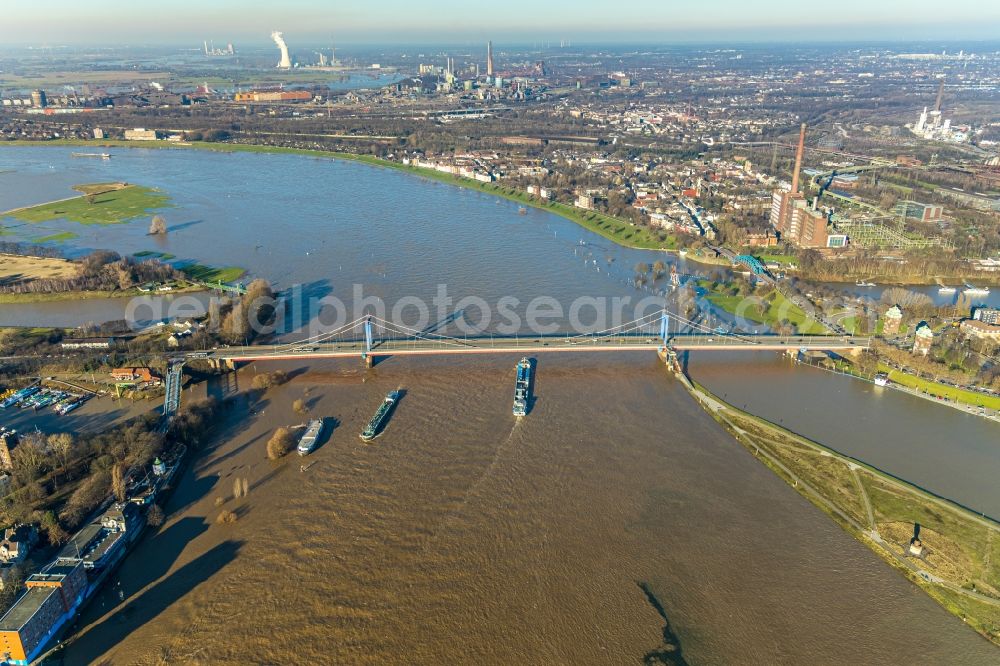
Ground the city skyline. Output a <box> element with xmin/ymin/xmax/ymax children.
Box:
<box><xmin>3</xmin><ymin>0</ymin><xmax>1000</xmax><ymax>45</ymax></box>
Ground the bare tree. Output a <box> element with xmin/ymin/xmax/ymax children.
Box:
<box><xmin>216</xmin><ymin>509</ymin><xmax>238</xmax><ymax>524</ymax></box>
<box><xmin>147</xmin><ymin>504</ymin><xmax>165</xmax><ymax>527</ymax></box>
<box><xmin>47</xmin><ymin>433</ymin><xmax>74</xmax><ymax>472</ymax></box>
<box><xmin>267</xmin><ymin>427</ymin><xmax>295</xmax><ymax>460</ymax></box>
<box><xmin>148</xmin><ymin>215</ymin><xmax>167</xmax><ymax>235</ymax></box>
<box><xmin>111</xmin><ymin>463</ymin><xmax>127</xmax><ymax>503</ymax></box>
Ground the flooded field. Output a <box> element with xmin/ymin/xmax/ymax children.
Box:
<box><xmin>64</xmin><ymin>355</ymin><xmax>998</xmax><ymax>664</ymax></box>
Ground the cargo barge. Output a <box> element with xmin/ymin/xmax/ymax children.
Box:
<box><xmin>513</xmin><ymin>358</ymin><xmax>531</xmax><ymax>416</ymax></box>
<box><xmin>361</xmin><ymin>391</ymin><xmax>399</xmax><ymax>442</ymax></box>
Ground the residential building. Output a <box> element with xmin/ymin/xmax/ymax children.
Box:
<box><xmin>912</xmin><ymin>322</ymin><xmax>934</xmax><ymax>355</ymax></box>
<box><xmin>59</xmin><ymin>338</ymin><xmax>114</xmax><ymax>350</ymax></box>
<box><xmin>745</xmin><ymin>228</ymin><xmax>778</xmax><ymax>248</ymax></box>
<box><xmin>972</xmin><ymin>307</ymin><xmax>1000</xmax><ymax>325</ymax></box>
<box><xmin>123</xmin><ymin>128</ymin><xmax>160</xmax><ymax>141</ymax></box>
<box><xmin>883</xmin><ymin>305</ymin><xmax>903</xmax><ymax>336</ymax></box>
<box><xmin>0</xmin><ymin>559</ymin><xmax>86</xmax><ymax>665</ymax></box>
<box><xmin>0</xmin><ymin>525</ymin><xmax>38</xmax><ymax>564</ymax></box>
<box><xmin>110</xmin><ymin>367</ymin><xmax>159</xmax><ymax>384</ymax></box>
<box><xmin>960</xmin><ymin>319</ymin><xmax>1000</xmax><ymax>341</ymax></box>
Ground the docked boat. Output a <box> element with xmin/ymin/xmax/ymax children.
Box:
<box><xmin>71</xmin><ymin>152</ymin><xmax>111</xmax><ymax>159</ymax></box>
<box><xmin>513</xmin><ymin>358</ymin><xmax>531</xmax><ymax>416</ymax></box>
<box><xmin>855</xmin><ymin>280</ymin><xmax>876</xmax><ymax>287</ymax></box>
<box><xmin>963</xmin><ymin>283</ymin><xmax>990</xmax><ymax>295</ymax></box>
<box><xmin>938</xmin><ymin>285</ymin><xmax>957</xmax><ymax>294</ymax></box>
<box><xmin>874</xmin><ymin>372</ymin><xmax>889</xmax><ymax>387</ymax></box>
<box><xmin>297</xmin><ymin>418</ymin><xmax>325</xmax><ymax>455</ymax></box>
<box><xmin>361</xmin><ymin>391</ymin><xmax>399</xmax><ymax>442</ymax></box>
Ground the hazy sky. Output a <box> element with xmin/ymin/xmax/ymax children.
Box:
<box><xmin>5</xmin><ymin>0</ymin><xmax>1000</xmax><ymax>45</ymax></box>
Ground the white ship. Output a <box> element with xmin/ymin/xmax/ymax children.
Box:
<box><xmin>297</xmin><ymin>419</ymin><xmax>325</xmax><ymax>455</ymax></box>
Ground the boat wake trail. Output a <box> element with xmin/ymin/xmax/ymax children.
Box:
<box><xmin>462</xmin><ymin>420</ymin><xmax>521</xmax><ymax>502</ymax></box>
<box><xmin>425</xmin><ymin>421</ymin><xmax>522</xmax><ymax>547</ymax></box>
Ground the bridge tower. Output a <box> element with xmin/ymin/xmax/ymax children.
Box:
<box><xmin>363</xmin><ymin>315</ymin><xmax>374</xmax><ymax>368</ymax></box>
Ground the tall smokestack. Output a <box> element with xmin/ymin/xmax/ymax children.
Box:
<box><xmin>934</xmin><ymin>79</ymin><xmax>945</xmax><ymax>113</ymax></box>
<box><xmin>487</xmin><ymin>40</ymin><xmax>494</xmax><ymax>77</ymax></box>
<box><xmin>271</xmin><ymin>31</ymin><xmax>291</xmax><ymax>69</ymax></box>
<box><xmin>791</xmin><ymin>123</ymin><xmax>807</xmax><ymax>195</ymax></box>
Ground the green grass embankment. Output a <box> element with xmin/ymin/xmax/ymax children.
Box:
<box><xmin>178</xmin><ymin>263</ymin><xmax>246</xmax><ymax>284</ymax></box>
<box><xmin>31</xmin><ymin>231</ymin><xmax>78</xmax><ymax>243</ymax></box>
<box><xmin>698</xmin><ymin>280</ymin><xmax>828</xmax><ymax>333</ymax></box>
<box><xmin>690</xmin><ymin>382</ymin><xmax>1000</xmax><ymax>645</ymax></box>
<box><xmin>5</xmin><ymin>182</ymin><xmax>170</xmax><ymax>225</ymax></box>
<box><xmin>878</xmin><ymin>363</ymin><xmax>1000</xmax><ymax>410</ymax></box>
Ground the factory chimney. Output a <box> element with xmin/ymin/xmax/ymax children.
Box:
<box><xmin>934</xmin><ymin>78</ymin><xmax>945</xmax><ymax>113</ymax></box>
<box><xmin>791</xmin><ymin>123</ymin><xmax>807</xmax><ymax>195</ymax></box>
<box><xmin>487</xmin><ymin>40</ymin><xmax>494</xmax><ymax>77</ymax></box>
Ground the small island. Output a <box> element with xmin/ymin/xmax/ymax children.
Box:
<box><xmin>3</xmin><ymin>181</ymin><xmax>171</xmax><ymax>225</ymax></box>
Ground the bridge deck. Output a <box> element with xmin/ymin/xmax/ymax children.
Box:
<box><xmin>191</xmin><ymin>334</ymin><xmax>869</xmax><ymax>362</ymax></box>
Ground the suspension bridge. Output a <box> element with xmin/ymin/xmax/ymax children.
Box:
<box><xmin>184</xmin><ymin>310</ymin><xmax>870</xmax><ymax>367</ymax></box>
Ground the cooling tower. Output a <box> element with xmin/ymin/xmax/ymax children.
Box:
<box><xmin>271</xmin><ymin>31</ymin><xmax>291</xmax><ymax>69</ymax></box>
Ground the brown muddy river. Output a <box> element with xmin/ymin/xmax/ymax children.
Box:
<box><xmin>62</xmin><ymin>354</ymin><xmax>997</xmax><ymax>664</ymax></box>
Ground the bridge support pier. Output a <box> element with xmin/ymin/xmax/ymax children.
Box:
<box><xmin>658</xmin><ymin>346</ymin><xmax>682</xmax><ymax>375</ymax></box>
<box><xmin>208</xmin><ymin>358</ymin><xmax>236</xmax><ymax>372</ymax></box>
<box><xmin>363</xmin><ymin>355</ymin><xmax>373</xmax><ymax>369</ymax></box>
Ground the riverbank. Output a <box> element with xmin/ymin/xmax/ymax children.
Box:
<box><xmin>0</xmin><ymin>251</ymin><xmax>239</xmax><ymax>305</ymax></box>
<box><xmin>0</xmin><ymin>284</ymin><xmax>206</xmax><ymax>304</ymax></box>
<box><xmin>878</xmin><ymin>363</ymin><xmax>1000</xmax><ymax>412</ymax></box>
<box><xmin>809</xmin><ymin>353</ymin><xmax>1000</xmax><ymax>415</ymax></box>
<box><xmin>684</xmin><ymin>377</ymin><xmax>1000</xmax><ymax>645</ymax></box>
<box><xmin>1</xmin><ymin>140</ymin><xmax>738</xmax><ymax>263</ymax></box>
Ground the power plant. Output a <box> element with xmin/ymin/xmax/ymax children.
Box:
<box><xmin>203</xmin><ymin>40</ymin><xmax>235</xmax><ymax>57</ymax></box>
<box><xmin>271</xmin><ymin>31</ymin><xmax>292</xmax><ymax>69</ymax></box>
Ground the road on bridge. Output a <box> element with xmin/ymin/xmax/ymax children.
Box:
<box><xmin>185</xmin><ymin>333</ymin><xmax>870</xmax><ymax>363</ymax></box>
